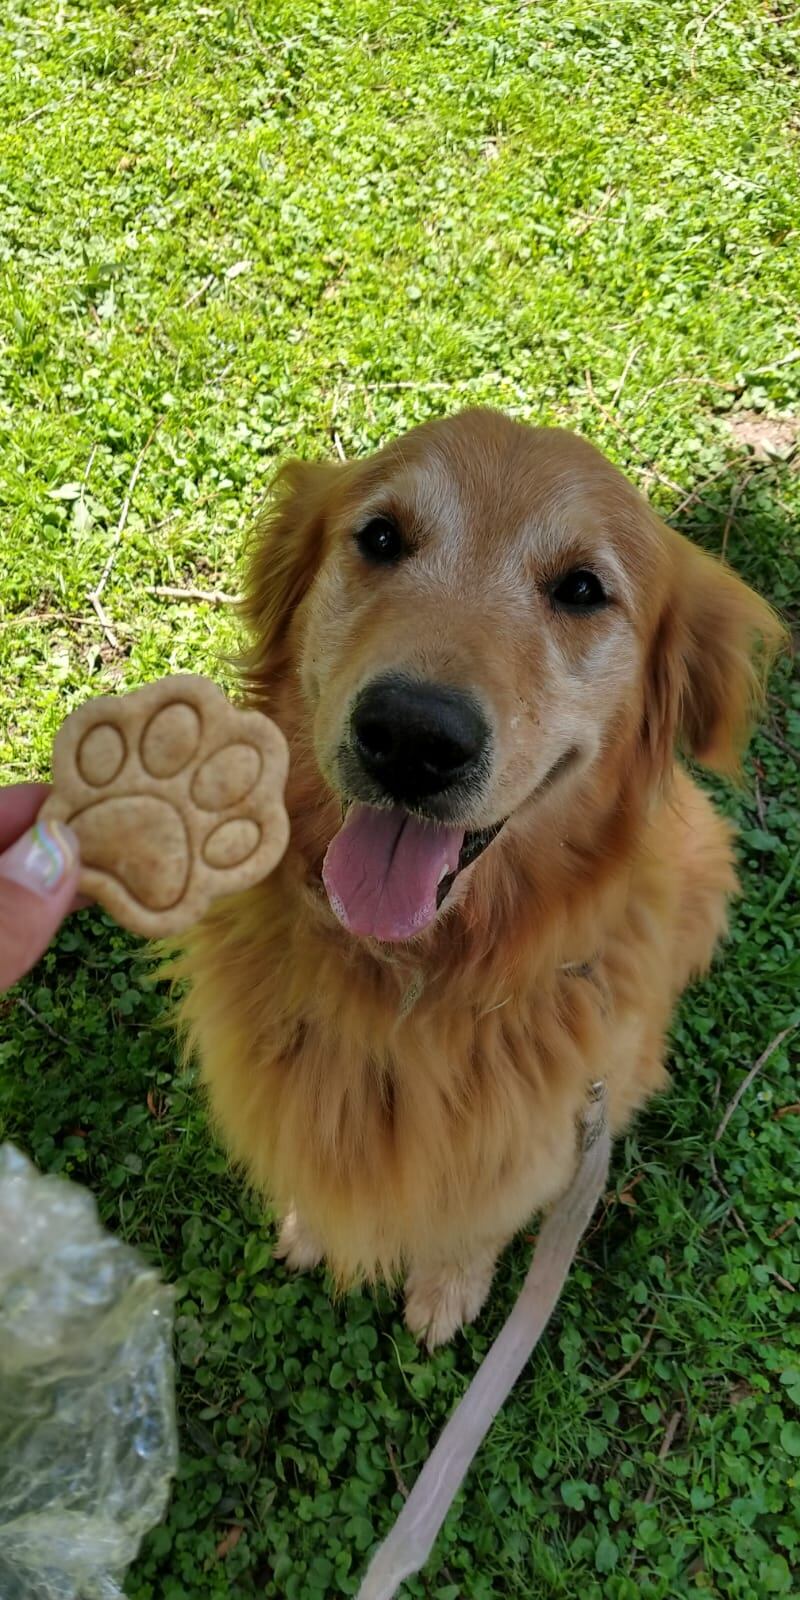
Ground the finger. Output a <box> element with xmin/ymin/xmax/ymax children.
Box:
<box><xmin>0</xmin><ymin>784</ymin><xmax>52</xmax><ymax>852</ymax></box>
<box><xmin>0</xmin><ymin>820</ymin><xmax>80</xmax><ymax>991</ymax></box>
<box><xmin>0</xmin><ymin>788</ymin><xmax>92</xmax><ymax>915</ymax></box>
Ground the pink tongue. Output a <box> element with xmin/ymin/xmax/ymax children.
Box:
<box><xmin>322</xmin><ymin>804</ymin><xmax>465</xmax><ymax>942</ymax></box>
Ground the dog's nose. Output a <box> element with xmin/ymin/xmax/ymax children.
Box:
<box><xmin>352</xmin><ymin>677</ymin><xmax>489</xmax><ymax>804</ymax></box>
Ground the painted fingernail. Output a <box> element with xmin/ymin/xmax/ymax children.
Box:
<box><xmin>0</xmin><ymin>820</ymin><xmax>79</xmax><ymax>897</ymax></box>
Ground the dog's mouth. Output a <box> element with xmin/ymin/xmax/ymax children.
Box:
<box><xmin>320</xmin><ymin>747</ymin><xmax>580</xmax><ymax>945</ymax></box>
<box><xmin>321</xmin><ymin>804</ymin><xmax>506</xmax><ymax>944</ymax></box>
<box><xmin>434</xmin><ymin>820</ymin><xmax>505</xmax><ymax>908</ymax></box>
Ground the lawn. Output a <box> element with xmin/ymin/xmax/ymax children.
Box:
<box><xmin>1</xmin><ymin>1</ymin><xmax>799</xmax><ymax>1596</ymax></box>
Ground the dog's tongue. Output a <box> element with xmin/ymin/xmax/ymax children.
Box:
<box><xmin>322</xmin><ymin>804</ymin><xmax>464</xmax><ymax>942</ymax></box>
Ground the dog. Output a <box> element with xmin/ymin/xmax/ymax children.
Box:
<box><xmin>173</xmin><ymin>408</ymin><xmax>783</xmax><ymax>1348</ymax></box>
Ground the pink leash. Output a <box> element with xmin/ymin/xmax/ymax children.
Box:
<box><xmin>357</xmin><ymin>1082</ymin><xmax>611</xmax><ymax>1600</ymax></box>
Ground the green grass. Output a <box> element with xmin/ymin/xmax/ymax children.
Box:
<box><xmin>1</xmin><ymin>1</ymin><xmax>799</xmax><ymax>1596</ymax></box>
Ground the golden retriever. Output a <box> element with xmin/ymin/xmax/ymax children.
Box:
<box><xmin>174</xmin><ymin>409</ymin><xmax>782</xmax><ymax>1348</ymax></box>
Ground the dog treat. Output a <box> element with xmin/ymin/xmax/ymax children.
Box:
<box><xmin>38</xmin><ymin>674</ymin><xmax>289</xmax><ymax>937</ymax></box>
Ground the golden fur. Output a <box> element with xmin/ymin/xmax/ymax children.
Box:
<box><xmin>173</xmin><ymin>410</ymin><xmax>783</xmax><ymax>1347</ymax></box>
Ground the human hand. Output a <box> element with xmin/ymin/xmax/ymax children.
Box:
<box><xmin>0</xmin><ymin>784</ymin><xmax>82</xmax><ymax>991</ymax></box>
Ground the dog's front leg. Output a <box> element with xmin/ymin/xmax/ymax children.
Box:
<box><xmin>274</xmin><ymin>1207</ymin><xmax>324</xmax><ymax>1272</ymax></box>
<box><xmin>404</xmin><ymin>1243</ymin><xmax>502</xmax><ymax>1350</ymax></box>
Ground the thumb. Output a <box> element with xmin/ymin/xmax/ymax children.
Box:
<box><xmin>0</xmin><ymin>820</ymin><xmax>81</xmax><ymax>991</ymax></box>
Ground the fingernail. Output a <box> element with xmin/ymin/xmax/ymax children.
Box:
<box><xmin>0</xmin><ymin>820</ymin><xmax>79</xmax><ymax>897</ymax></box>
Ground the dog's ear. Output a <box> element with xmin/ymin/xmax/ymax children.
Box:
<box><xmin>240</xmin><ymin>459</ymin><xmax>347</xmax><ymax>687</ymax></box>
<box><xmin>642</xmin><ymin>526</ymin><xmax>785</xmax><ymax>781</ymax></box>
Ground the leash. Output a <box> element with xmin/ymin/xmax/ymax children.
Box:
<box><xmin>357</xmin><ymin>1081</ymin><xmax>611</xmax><ymax>1600</ymax></box>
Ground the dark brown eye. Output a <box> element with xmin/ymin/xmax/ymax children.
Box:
<box><xmin>550</xmin><ymin>568</ymin><xmax>608</xmax><ymax>613</ymax></box>
<box><xmin>355</xmin><ymin>516</ymin><xmax>404</xmax><ymax>564</ymax></box>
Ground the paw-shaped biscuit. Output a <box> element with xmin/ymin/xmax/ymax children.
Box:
<box><xmin>38</xmin><ymin>674</ymin><xmax>289</xmax><ymax>937</ymax></box>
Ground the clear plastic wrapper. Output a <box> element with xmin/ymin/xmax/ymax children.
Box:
<box><xmin>0</xmin><ymin>1143</ymin><xmax>177</xmax><ymax>1600</ymax></box>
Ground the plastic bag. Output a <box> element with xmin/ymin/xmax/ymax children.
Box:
<box><xmin>0</xmin><ymin>1143</ymin><xmax>177</xmax><ymax>1600</ymax></box>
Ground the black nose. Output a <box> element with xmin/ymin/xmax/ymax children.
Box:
<box><xmin>352</xmin><ymin>676</ymin><xmax>489</xmax><ymax>805</ymax></box>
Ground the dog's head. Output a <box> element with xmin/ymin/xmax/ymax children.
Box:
<box><xmin>242</xmin><ymin>409</ymin><xmax>783</xmax><ymax>943</ymax></box>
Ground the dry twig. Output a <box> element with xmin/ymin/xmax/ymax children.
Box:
<box><xmin>82</xmin><ymin>441</ymin><xmax>98</xmax><ymax>489</ymax></box>
<box><xmin>15</xmin><ymin>995</ymin><xmax>73</xmax><ymax>1048</ymax></box>
<box><xmin>754</xmin><ymin>775</ymin><xmax>766</xmax><ymax>829</ymax></box>
<box><xmin>710</xmin><ymin>1023</ymin><xmax>797</xmax><ymax>1236</ymax></box>
<box><xmin>689</xmin><ymin>1</ymin><xmax>729</xmax><ymax>77</ymax></box>
<box><xmin>769</xmin><ymin>1218</ymin><xmax>795</xmax><ymax>1240</ymax></box>
<box><xmin>597</xmin><ymin>1318</ymin><xmax>657</xmax><ymax>1392</ymax></box>
<box><xmin>670</xmin><ymin>462</ymin><xmax>735</xmax><ymax>518</ymax></box>
<box><xmin>87</xmin><ymin>422</ymin><xmax>160</xmax><ymax>647</ymax></box>
<box><xmin>145</xmin><ymin>584</ymin><xmax>240</xmax><ymax>605</ymax></box>
<box><xmin>644</xmin><ymin>1409</ymin><xmax>682</xmax><ymax>1505</ymax></box>
<box><xmin>746</xmin><ymin>347</ymin><xmax>800</xmax><ymax>375</ymax></box>
<box><xmin>572</xmin><ymin>185</ymin><xmax>615</xmax><ymax>236</ymax></box>
<box><xmin>709</xmin><ymin>1150</ymin><xmax>749</xmax><ymax>1235</ymax></box>
<box><xmin>20</xmin><ymin>87</ymin><xmax>82</xmax><ymax>126</ymax></box>
<box><xmin>183</xmin><ymin>273</ymin><xmax>215</xmax><ymax>310</ymax></box>
<box><xmin>770</xmin><ymin>1271</ymin><xmax>796</xmax><ymax>1294</ymax></box>
<box><xmin>386</xmin><ymin>1440</ymin><xmax>410</xmax><ymax>1499</ymax></box>
<box><xmin>583</xmin><ymin>369</ymin><xmax>684</xmax><ymax>498</ymax></box>
<box><xmin>720</xmin><ymin>471</ymin><xmax>754</xmax><ymax>559</ymax></box>
<box><xmin>609</xmin><ymin>343</ymin><xmax>642</xmax><ymax>411</ymax></box>
<box><xmin>358</xmin><ymin>372</ymin><xmax>503</xmax><ymax>394</ymax></box>
<box><xmin>714</xmin><ymin>1024</ymin><xmax>797</xmax><ymax>1145</ymax></box>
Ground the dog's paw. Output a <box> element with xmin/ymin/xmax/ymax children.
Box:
<box><xmin>275</xmin><ymin>1209</ymin><xmax>324</xmax><ymax>1273</ymax></box>
<box><xmin>404</xmin><ymin>1254</ymin><xmax>496</xmax><ymax>1350</ymax></box>
<box><xmin>39</xmin><ymin>674</ymin><xmax>289</xmax><ymax>937</ymax></box>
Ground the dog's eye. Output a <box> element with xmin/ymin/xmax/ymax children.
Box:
<box><xmin>550</xmin><ymin>568</ymin><xmax>608</xmax><ymax>613</ymax></box>
<box><xmin>355</xmin><ymin>516</ymin><xmax>404</xmax><ymax>564</ymax></box>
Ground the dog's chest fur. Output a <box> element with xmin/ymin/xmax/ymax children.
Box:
<box><xmin>173</xmin><ymin>796</ymin><xmax>720</xmax><ymax>1282</ymax></box>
